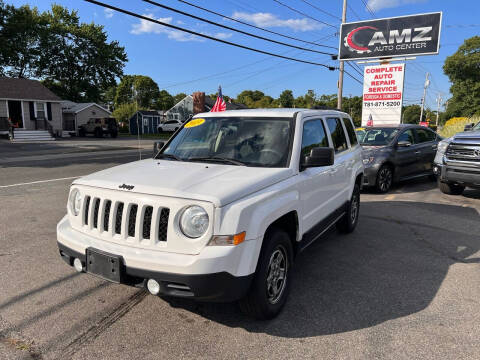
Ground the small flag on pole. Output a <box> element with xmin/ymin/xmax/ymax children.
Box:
<box><xmin>210</xmin><ymin>86</ymin><xmax>227</xmax><ymax>112</ymax></box>
<box><xmin>366</xmin><ymin>113</ymin><xmax>373</xmax><ymax>127</ymax></box>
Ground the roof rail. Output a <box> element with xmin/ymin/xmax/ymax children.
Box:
<box><xmin>310</xmin><ymin>105</ymin><xmax>341</xmax><ymax>111</ymax></box>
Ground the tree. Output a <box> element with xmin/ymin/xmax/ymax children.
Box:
<box><xmin>279</xmin><ymin>90</ymin><xmax>294</xmax><ymax>107</ymax></box>
<box><xmin>173</xmin><ymin>92</ymin><xmax>187</xmax><ymax>105</ymax></box>
<box><xmin>115</xmin><ymin>75</ymin><xmax>159</xmax><ymax>108</ymax></box>
<box><xmin>0</xmin><ymin>2</ymin><xmax>46</xmax><ymax>78</ymax></box>
<box><xmin>155</xmin><ymin>90</ymin><xmax>174</xmax><ymax>111</ymax></box>
<box><xmin>402</xmin><ymin>105</ymin><xmax>423</xmax><ymax>124</ymax></box>
<box><xmin>0</xmin><ymin>3</ymin><xmax>127</xmax><ymax>102</ymax></box>
<box><xmin>443</xmin><ymin>36</ymin><xmax>480</xmax><ymax>117</ymax></box>
<box><xmin>112</xmin><ymin>102</ymin><xmax>137</xmax><ymax>126</ymax></box>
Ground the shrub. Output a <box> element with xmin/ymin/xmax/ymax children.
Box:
<box><xmin>439</xmin><ymin>117</ymin><xmax>469</xmax><ymax>138</ymax></box>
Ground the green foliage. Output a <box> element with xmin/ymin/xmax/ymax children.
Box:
<box><xmin>155</xmin><ymin>90</ymin><xmax>174</xmax><ymax>111</ymax></box>
<box><xmin>439</xmin><ymin>117</ymin><xmax>470</xmax><ymax>138</ymax></box>
<box><xmin>0</xmin><ymin>2</ymin><xmax>127</xmax><ymax>103</ymax></box>
<box><xmin>112</xmin><ymin>102</ymin><xmax>138</xmax><ymax>126</ymax></box>
<box><xmin>173</xmin><ymin>92</ymin><xmax>187</xmax><ymax>105</ymax></box>
<box><xmin>115</xmin><ymin>75</ymin><xmax>159</xmax><ymax>108</ymax></box>
<box><xmin>278</xmin><ymin>90</ymin><xmax>294</xmax><ymax>107</ymax></box>
<box><xmin>402</xmin><ymin>105</ymin><xmax>423</xmax><ymax>124</ymax></box>
<box><xmin>443</xmin><ymin>36</ymin><xmax>480</xmax><ymax>118</ymax></box>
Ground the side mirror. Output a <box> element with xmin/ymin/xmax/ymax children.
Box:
<box><xmin>397</xmin><ymin>140</ymin><xmax>411</xmax><ymax>147</ymax></box>
<box><xmin>302</xmin><ymin>147</ymin><xmax>334</xmax><ymax>169</ymax></box>
<box><xmin>464</xmin><ymin>123</ymin><xmax>474</xmax><ymax>131</ymax></box>
<box><xmin>153</xmin><ymin>141</ymin><xmax>165</xmax><ymax>157</ymax></box>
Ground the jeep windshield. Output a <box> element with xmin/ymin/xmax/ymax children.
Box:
<box><xmin>159</xmin><ymin>116</ymin><xmax>294</xmax><ymax>167</ymax></box>
<box><xmin>360</xmin><ymin>127</ymin><xmax>399</xmax><ymax>146</ymax></box>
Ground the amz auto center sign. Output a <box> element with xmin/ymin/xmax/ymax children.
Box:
<box><xmin>339</xmin><ymin>12</ymin><xmax>442</xmax><ymax>61</ymax></box>
<box><xmin>362</xmin><ymin>64</ymin><xmax>405</xmax><ymax>126</ymax></box>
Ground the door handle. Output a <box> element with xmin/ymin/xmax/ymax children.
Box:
<box><xmin>329</xmin><ymin>168</ymin><xmax>338</xmax><ymax>175</ymax></box>
<box><xmin>432</xmin><ymin>145</ymin><xmax>438</xmax><ymax>150</ymax></box>
<box><xmin>414</xmin><ymin>151</ymin><xmax>421</xmax><ymax>154</ymax></box>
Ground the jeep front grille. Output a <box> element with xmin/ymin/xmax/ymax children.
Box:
<box><xmin>82</xmin><ymin>197</ymin><xmax>170</xmax><ymax>244</ymax></box>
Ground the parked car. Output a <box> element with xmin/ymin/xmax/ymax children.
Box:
<box><xmin>57</xmin><ymin>108</ymin><xmax>364</xmax><ymax>319</ymax></box>
<box><xmin>0</xmin><ymin>117</ymin><xmax>10</xmax><ymax>139</ymax></box>
<box><xmin>355</xmin><ymin>127</ymin><xmax>366</xmax><ymax>142</ymax></box>
<box><xmin>78</xmin><ymin>117</ymin><xmax>118</xmax><ymax>138</ymax></box>
<box><xmin>157</xmin><ymin>119</ymin><xmax>183</xmax><ymax>133</ymax></box>
<box><xmin>361</xmin><ymin>124</ymin><xmax>441</xmax><ymax>193</ymax></box>
<box><xmin>463</xmin><ymin>121</ymin><xmax>479</xmax><ymax>131</ymax></box>
<box><xmin>434</xmin><ymin>125</ymin><xmax>480</xmax><ymax>195</ymax></box>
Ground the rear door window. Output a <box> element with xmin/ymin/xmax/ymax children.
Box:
<box><xmin>397</xmin><ymin>129</ymin><xmax>416</xmax><ymax>144</ymax></box>
<box><xmin>326</xmin><ymin>118</ymin><xmax>349</xmax><ymax>153</ymax></box>
<box><xmin>342</xmin><ymin>118</ymin><xmax>358</xmax><ymax>146</ymax></box>
<box><xmin>415</xmin><ymin>128</ymin><xmax>436</xmax><ymax>143</ymax></box>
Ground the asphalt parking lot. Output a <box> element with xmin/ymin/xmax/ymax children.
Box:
<box><xmin>1</xmin><ymin>139</ymin><xmax>479</xmax><ymax>360</ymax></box>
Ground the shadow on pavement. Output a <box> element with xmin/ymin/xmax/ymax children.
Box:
<box><xmin>162</xmin><ymin>200</ymin><xmax>479</xmax><ymax>337</ymax></box>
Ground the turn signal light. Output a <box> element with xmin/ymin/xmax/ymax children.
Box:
<box><xmin>208</xmin><ymin>231</ymin><xmax>246</xmax><ymax>246</ymax></box>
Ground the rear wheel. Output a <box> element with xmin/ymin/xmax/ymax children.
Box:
<box><xmin>376</xmin><ymin>165</ymin><xmax>393</xmax><ymax>193</ymax></box>
<box><xmin>78</xmin><ymin>128</ymin><xmax>86</xmax><ymax>137</ymax></box>
<box><xmin>337</xmin><ymin>183</ymin><xmax>360</xmax><ymax>234</ymax></box>
<box><xmin>94</xmin><ymin>128</ymin><xmax>103</xmax><ymax>138</ymax></box>
<box><xmin>438</xmin><ymin>180</ymin><xmax>465</xmax><ymax>195</ymax></box>
<box><xmin>239</xmin><ymin>229</ymin><xmax>292</xmax><ymax>320</ymax></box>
<box><xmin>110</xmin><ymin>129</ymin><xmax>118</xmax><ymax>138</ymax></box>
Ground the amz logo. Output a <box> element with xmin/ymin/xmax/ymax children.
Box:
<box><xmin>119</xmin><ymin>183</ymin><xmax>135</xmax><ymax>190</ymax></box>
<box><xmin>344</xmin><ymin>26</ymin><xmax>433</xmax><ymax>54</ymax></box>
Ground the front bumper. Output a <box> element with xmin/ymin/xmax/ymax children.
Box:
<box><xmin>362</xmin><ymin>163</ymin><xmax>381</xmax><ymax>187</ymax></box>
<box><xmin>436</xmin><ymin>160</ymin><xmax>480</xmax><ymax>188</ymax></box>
<box><xmin>57</xmin><ymin>216</ymin><xmax>257</xmax><ymax>301</ymax></box>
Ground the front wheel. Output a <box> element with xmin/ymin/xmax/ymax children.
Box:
<box><xmin>376</xmin><ymin>165</ymin><xmax>393</xmax><ymax>193</ymax></box>
<box><xmin>337</xmin><ymin>183</ymin><xmax>360</xmax><ymax>233</ymax></box>
<box><xmin>239</xmin><ymin>229</ymin><xmax>293</xmax><ymax>320</ymax></box>
<box><xmin>438</xmin><ymin>180</ymin><xmax>465</xmax><ymax>195</ymax></box>
<box><xmin>94</xmin><ymin>128</ymin><xmax>103</xmax><ymax>138</ymax></box>
<box><xmin>78</xmin><ymin>128</ymin><xmax>86</xmax><ymax>137</ymax></box>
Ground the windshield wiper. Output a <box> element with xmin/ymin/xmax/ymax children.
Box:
<box><xmin>156</xmin><ymin>153</ymin><xmax>183</xmax><ymax>161</ymax></box>
<box><xmin>187</xmin><ymin>156</ymin><xmax>246</xmax><ymax>166</ymax></box>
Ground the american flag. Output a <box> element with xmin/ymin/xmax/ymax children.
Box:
<box><xmin>210</xmin><ymin>86</ymin><xmax>227</xmax><ymax>112</ymax></box>
<box><xmin>366</xmin><ymin>113</ymin><xmax>373</xmax><ymax>127</ymax></box>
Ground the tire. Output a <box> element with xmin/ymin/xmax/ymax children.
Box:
<box><xmin>94</xmin><ymin>128</ymin><xmax>103</xmax><ymax>138</ymax></box>
<box><xmin>376</xmin><ymin>165</ymin><xmax>393</xmax><ymax>193</ymax></box>
<box><xmin>78</xmin><ymin>128</ymin><xmax>86</xmax><ymax>137</ymax></box>
<box><xmin>157</xmin><ymin>128</ymin><xmax>163</xmax><ymax>134</ymax></box>
<box><xmin>110</xmin><ymin>130</ymin><xmax>118</xmax><ymax>138</ymax></box>
<box><xmin>337</xmin><ymin>183</ymin><xmax>360</xmax><ymax>234</ymax></box>
<box><xmin>239</xmin><ymin>229</ymin><xmax>293</xmax><ymax>320</ymax></box>
<box><xmin>428</xmin><ymin>174</ymin><xmax>437</xmax><ymax>182</ymax></box>
<box><xmin>438</xmin><ymin>180</ymin><xmax>465</xmax><ymax>195</ymax></box>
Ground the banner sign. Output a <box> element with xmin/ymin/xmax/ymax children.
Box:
<box><xmin>362</xmin><ymin>63</ymin><xmax>405</xmax><ymax>126</ymax></box>
<box><xmin>339</xmin><ymin>12</ymin><xmax>442</xmax><ymax>61</ymax></box>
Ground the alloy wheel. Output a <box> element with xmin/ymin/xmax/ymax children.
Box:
<box><xmin>378</xmin><ymin>167</ymin><xmax>392</xmax><ymax>192</ymax></box>
<box><xmin>266</xmin><ymin>246</ymin><xmax>288</xmax><ymax>305</ymax></box>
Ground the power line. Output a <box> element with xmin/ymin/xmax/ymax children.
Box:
<box><xmin>297</xmin><ymin>0</ymin><xmax>342</xmax><ymax>21</ymax></box>
<box><xmin>347</xmin><ymin>4</ymin><xmax>362</xmax><ymax>21</ymax></box>
<box><xmin>346</xmin><ymin>61</ymin><xmax>363</xmax><ymax>77</ymax></box>
<box><xmin>86</xmin><ymin>0</ymin><xmax>337</xmax><ymax>69</ymax></box>
<box><xmin>272</xmin><ymin>0</ymin><xmax>337</xmax><ymax>29</ymax></box>
<box><xmin>359</xmin><ymin>0</ymin><xmax>376</xmax><ymax>18</ymax></box>
<box><xmin>344</xmin><ymin>69</ymin><xmax>363</xmax><ymax>84</ymax></box>
<box><xmin>143</xmin><ymin>0</ymin><xmax>336</xmax><ymax>56</ymax></box>
<box><xmin>175</xmin><ymin>0</ymin><xmax>337</xmax><ymax>49</ymax></box>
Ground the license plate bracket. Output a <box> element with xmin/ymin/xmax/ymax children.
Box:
<box><xmin>86</xmin><ymin>248</ymin><xmax>123</xmax><ymax>283</ymax></box>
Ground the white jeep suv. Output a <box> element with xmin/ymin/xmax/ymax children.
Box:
<box><xmin>57</xmin><ymin>109</ymin><xmax>364</xmax><ymax>319</ymax></box>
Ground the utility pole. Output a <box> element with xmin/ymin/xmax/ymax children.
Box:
<box><xmin>337</xmin><ymin>0</ymin><xmax>347</xmax><ymax>110</ymax></box>
<box><xmin>435</xmin><ymin>93</ymin><xmax>443</xmax><ymax>127</ymax></box>
<box><xmin>419</xmin><ymin>72</ymin><xmax>430</xmax><ymax>123</ymax></box>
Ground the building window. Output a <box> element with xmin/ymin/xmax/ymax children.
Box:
<box><xmin>35</xmin><ymin>102</ymin><xmax>46</xmax><ymax>119</ymax></box>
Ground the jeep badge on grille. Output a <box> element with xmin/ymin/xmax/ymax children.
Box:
<box><xmin>119</xmin><ymin>184</ymin><xmax>135</xmax><ymax>190</ymax></box>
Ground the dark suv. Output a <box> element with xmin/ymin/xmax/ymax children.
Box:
<box><xmin>78</xmin><ymin>117</ymin><xmax>118</xmax><ymax>138</ymax></box>
<box><xmin>361</xmin><ymin>124</ymin><xmax>442</xmax><ymax>192</ymax></box>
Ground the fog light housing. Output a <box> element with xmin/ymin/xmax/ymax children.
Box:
<box><xmin>147</xmin><ymin>279</ymin><xmax>160</xmax><ymax>295</ymax></box>
<box><xmin>73</xmin><ymin>258</ymin><xmax>83</xmax><ymax>272</ymax></box>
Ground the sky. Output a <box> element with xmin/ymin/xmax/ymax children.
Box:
<box><xmin>15</xmin><ymin>0</ymin><xmax>480</xmax><ymax>110</ymax></box>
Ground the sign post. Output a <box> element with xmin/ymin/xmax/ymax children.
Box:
<box><xmin>362</xmin><ymin>63</ymin><xmax>405</xmax><ymax>126</ymax></box>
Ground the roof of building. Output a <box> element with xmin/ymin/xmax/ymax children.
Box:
<box><xmin>0</xmin><ymin>77</ymin><xmax>61</xmax><ymax>101</ymax></box>
<box><xmin>204</xmin><ymin>96</ymin><xmax>248</xmax><ymax>111</ymax></box>
<box><xmin>61</xmin><ymin>101</ymin><xmax>111</xmax><ymax>114</ymax></box>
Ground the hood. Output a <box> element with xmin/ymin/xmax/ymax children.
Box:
<box><xmin>74</xmin><ymin>159</ymin><xmax>294</xmax><ymax>207</ymax></box>
<box><xmin>454</xmin><ymin>131</ymin><xmax>480</xmax><ymax>140</ymax></box>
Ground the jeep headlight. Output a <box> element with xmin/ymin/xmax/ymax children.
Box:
<box><xmin>179</xmin><ymin>206</ymin><xmax>209</xmax><ymax>238</ymax></box>
<box><xmin>69</xmin><ymin>188</ymin><xmax>82</xmax><ymax>216</ymax></box>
